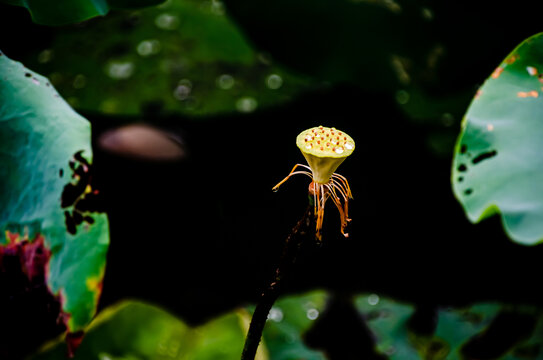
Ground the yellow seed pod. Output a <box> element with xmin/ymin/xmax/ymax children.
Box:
<box><xmin>296</xmin><ymin>126</ymin><xmax>355</xmax><ymax>184</ymax></box>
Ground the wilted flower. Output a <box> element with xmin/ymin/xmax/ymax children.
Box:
<box><xmin>273</xmin><ymin>126</ymin><xmax>355</xmax><ymax>241</ymax></box>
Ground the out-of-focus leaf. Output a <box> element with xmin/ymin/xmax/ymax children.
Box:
<box><xmin>32</xmin><ymin>291</ymin><xmax>327</xmax><ymax>359</ymax></box>
<box><xmin>452</xmin><ymin>33</ymin><xmax>543</xmax><ymax>245</ymax></box>
<box><xmin>0</xmin><ymin>51</ymin><xmax>109</xmax><ymax>332</ymax></box>
<box><xmin>355</xmin><ymin>294</ymin><xmax>543</xmax><ymax>359</ymax></box>
<box><xmin>222</xmin><ymin>0</ymin><xmax>435</xmax><ymax>91</ymax></box>
<box><xmin>354</xmin><ymin>294</ymin><xmax>419</xmax><ymax>359</ymax></box>
<box><xmin>30</xmin><ymin>301</ymin><xmax>250</xmax><ymax>360</ymax></box>
<box><xmin>1</xmin><ymin>0</ymin><xmax>165</xmax><ymax>25</ymax></box>
<box><xmin>23</xmin><ymin>0</ymin><xmax>313</xmax><ymax>117</ymax></box>
<box><xmin>260</xmin><ymin>291</ymin><xmax>328</xmax><ymax>360</ymax></box>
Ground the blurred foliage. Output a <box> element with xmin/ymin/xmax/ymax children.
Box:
<box><xmin>355</xmin><ymin>294</ymin><xmax>543</xmax><ymax>359</ymax></box>
<box><xmin>31</xmin><ymin>301</ymin><xmax>249</xmax><ymax>360</ymax></box>
<box><xmin>32</xmin><ymin>291</ymin><xmax>327</xmax><ymax>360</ymax></box>
<box><xmin>256</xmin><ymin>291</ymin><xmax>328</xmax><ymax>360</ymax></box>
<box><xmin>220</xmin><ymin>0</ymin><xmax>543</xmax><ymax>160</ymax></box>
<box><xmin>1</xmin><ymin>0</ymin><xmax>165</xmax><ymax>26</ymax></box>
<box><xmin>0</xmin><ymin>52</ymin><xmax>109</xmax><ymax>332</ymax></box>
<box><xmin>21</xmin><ymin>0</ymin><xmax>314</xmax><ymax>117</ymax></box>
<box><xmin>223</xmin><ymin>0</ymin><xmax>433</xmax><ymax>92</ymax></box>
<box><xmin>452</xmin><ymin>33</ymin><xmax>543</xmax><ymax>245</ymax></box>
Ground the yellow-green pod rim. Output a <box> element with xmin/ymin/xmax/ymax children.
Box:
<box><xmin>296</xmin><ymin>126</ymin><xmax>355</xmax><ymax>158</ymax></box>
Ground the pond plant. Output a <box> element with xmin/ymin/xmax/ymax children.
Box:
<box><xmin>2</xmin><ymin>1</ymin><xmax>543</xmax><ymax>360</ymax></box>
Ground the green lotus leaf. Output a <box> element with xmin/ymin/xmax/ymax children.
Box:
<box><xmin>0</xmin><ymin>51</ymin><xmax>109</xmax><ymax>332</ymax></box>
<box><xmin>1</xmin><ymin>0</ymin><xmax>165</xmax><ymax>25</ymax></box>
<box><xmin>356</xmin><ymin>294</ymin><xmax>543</xmax><ymax>359</ymax></box>
<box><xmin>21</xmin><ymin>0</ymin><xmax>312</xmax><ymax>117</ymax></box>
<box><xmin>452</xmin><ymin>33</ymin><xmax>543</xmax><ymax>245</ymax></box>
<box><xmin>31</xmin><ymin>291</ymin><xmax>327</xmax><ymax>359</ymax></box>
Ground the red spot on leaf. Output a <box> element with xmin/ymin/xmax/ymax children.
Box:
<box><xmin>66</xmin><ymin>331</ymin><xmax>85</xmax><ymax>358</ymax></box>
<box><xmin>0</xmin><ymin>233</ymin><xmax>66</xmax><ymax>358</ymax></box>
<box><xmin>1</xmin><ymin>233</ymin><xmax>50</xmax><ymax>282</ymax></box>
<box><xmin>21</xmin><ymin>234</ymin><xmax>51</xmax><ymax>282</ymax></box>
<box><xmin>491</xmin><ymin>67</ymin><xmax>504</xmax><ymax>79</ymax></box>
<box><xmin>517</xmin><ymin>91</ymin><xmax>539</xmax><ymax>98</ymax></box>
<box><xmin>5</xmin><ymin>230</ymin><xmax>20</xmax><ymax>244</ymax></box>
<box><xmin>505</xmin><ymin>54</ymin><xmax>519</xmax><ymax>65</ymax></box>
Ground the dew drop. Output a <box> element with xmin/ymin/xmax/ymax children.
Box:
<box><xmin>345</xmin><ymin>143</ymin><xmax>353</xmax><ymax>150</ymax></box>
<box><xmin>266</xmin><ymin>74</ymin><xmax>283</xmax><ymax>89</ymax></box>
<box><xmin>368</xmin><ymin>294</ymin><xmax>380</xmax><ymax>306</ymax></box>
<box><xmin>106</xmin><ymin>61</ymin><xmax>134</xmax><ymax>80</ymax></box>
<box><xmin>268</xmin><ymin>307</ymin><xmax>284</xmax><ymax>322</ymax></box>
<box><xmin>137</xmin><ymin>39</ymin><xmax>161</xmax><ymax>56</ymax></box>
<box><xmin>37</xmin><ymin>49</ymin><xmax>54</xmax><ymax>64</ymax></box>
<box><xmin>421</xmin><ymin>7</ymin><xmax>433</xmax><ymax>20</ymax></box>
<box><xmin>173</xmin><ymin>86</ymin><xmax>190</xmax><ymax>100</ymax></box>
<box><xmin>396</xmin><ymin>89</ymin><xmax>410</xmax><ymax>104</ymax></box>
<box><xmin>335</xmin><ymin>148</ymin><xmax>344</xmax><ymax>154</ymax></box>
<box><xmin>236</xmin><ymin>97</ymin><xmax>258</xmax><ymax>113</ymax></box>
<box><xmin>306</xmin><ymin>309</ymin><xmax>319</xmax><ymax>320</ymax></box>
<box><xmin>155</xmin><ymin>13</ymin><xmax>179</xmax><ymax>30</ymax></box>
<box><xmin>73</xmin><ymin>74</ymin><xmax>86</xmax><ymax>89</ymax></box>
<box><xmin>216</xmin><ymin>74</ymin><xmax>234</xmax><ymax>90</ymax></box>
<box><xmin>210</xmin><ymin>0</ymin><xmax>225</xmax><ymax>15</ymax></box>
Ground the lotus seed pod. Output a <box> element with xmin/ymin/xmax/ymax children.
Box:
<box><xmin>296</xmin><ymin>126</ymin><xmax>355</xmax><ymax>184</ymax></box>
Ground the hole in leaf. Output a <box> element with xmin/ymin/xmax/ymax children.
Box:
<box><xmin>472</xmin><ymin>150</ymin><xmax>497</xmax><ymax>165</ymax></box>
<box><xmin>407</xmin><ymin>305</ymin><xmax>438</xmax><ymax>336</ymax></box>
<box><xmin>460</xmin><ymin>144</ymin><xmax>467</xmax><ymax>154</ymax></box>
<box><xmin>72</xmin><ymin>211</ymin><xmax>83</xmax><ymax>226</ymax></box>
<box><xmin>64</xmin><ymin>211</ymin><xmax>76</xmax><ymax>235</ymax></box>
<box><xmin>61</xmin><ymin>150</ymin><xmax>105</xmax><ymax>235</ymax></box>
<box><xmin>464</xmin><ymin>189</ymin><xmax>473</xmax><ymax>195</ymax></box>
<box><xmin>83</xmin><ymin>215</ymin><xmax>95</xmax><ymax>225</ymax></box>
<box><xmin>458</xmin><ymin>164</ymin><xmax>467</xmax><ymax>172</ymax></box>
